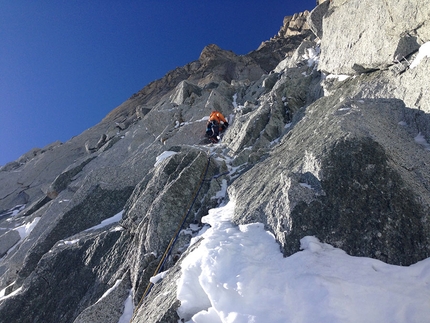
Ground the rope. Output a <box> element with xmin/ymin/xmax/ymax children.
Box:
<box><xmin>132</xmin><ymin>153</ymin><xmax>212</xmax><ymax>318</ymax></box>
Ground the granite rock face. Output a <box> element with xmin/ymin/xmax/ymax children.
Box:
<box><xmin>1</xmin><ymin>2</ymin><xmax>430</xmax><ymax>322</ymax></box>
<box><xmin>319</xmin><ymin>0</ymin><xmax>430</xmax><ymax>74</ymax></box>
<box><xmin>230</xmin><ymin>84</ymin><xmax>430</xmax><ymax>265</ymax></box>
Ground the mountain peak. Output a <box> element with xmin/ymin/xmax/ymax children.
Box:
<box><xmin>199</xmin><ymin>43</ymin><xmax>237</xmax><ymax>63</ymax></box>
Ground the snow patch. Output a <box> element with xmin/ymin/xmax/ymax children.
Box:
<box><xmin>117</xmin><ymin>289</ymin><xmax>134</xmax><ymax>323</ymax></box>
<box><xmin>299</xmin><ymin>182</ymin><xmax>313</xmax><ymax>190</ymax></box>
<box><xmin>0</xmin><ymin>283</ymin><xmax>22</xmax><ymax>302</ymax></box>
<box><xmin>0</xmin><ymin>204</ymin><xmax>25</xmax><ymax>218</ymax></box>
<box><xmin>14</xmin><ymin>217</ymin><xmax>40</xmax><ymax>239</ymax></box>
<box><xmin>304</xmin><ymin>46</ymin><xmax>320</xmax><ymax>67</ymax></box>
<box><xmin>211</xmin><ymin>179</ymin><xmax>227</xmax><ymax>202</ymax></box>
<box><xmin>414</xmin><ymin>132</ymin><xmax>430</xmax><ymax>150</ymax></box>
<box><xmin>85</xmin><ymin>211</ymin><xmax>123</xmax><ymax>231</ymax></box>
<box><xmin>11</xmin><ymin>204</ymin><xmax>25</xmax><ymax>216</ymax></box>
<box><xmin>96</xmin><ymin>279</ymin><xmax>122</xmax><ymax>304</ymax></box>
<box><xmin>410</xmin><ymin>41</ymin><xmax>430</xmax><ymax>69</ymax></box>
<box><xmin>326</xmin><ymin>74</ymin><xmax>350</xmax><ymax>81</ymax></box>
<box><xmin>0</xmin><ymin>282</ymin><xmax>15</xmax><ymax>299</ymax></box>
<box><xmin>177</xmin><ymin>200</ymin><xmax>430</xmax><ymax>323</ymax></box>
<box><xmin>232</xmin><ymin>93</ymin><xmax>238</xmax><ymax>109</ymax></box>
<box><xmin>154</xmin><ymin>151</ymin><xmax>178</xmax><ymax>167</ymax></box>
<box><xmin>150</xmin><ymin>270</ymin><xmax>168</xmax><ymax>284</ymax></box>
<box><xmin>64</xmin><ymin>239</ymin><xmax>79</xmax><ymax>245</ymax></box>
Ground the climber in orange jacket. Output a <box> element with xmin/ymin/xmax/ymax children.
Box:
<box><xmin>206</xmin><ymin>111</ymin><xmax>229</xmax><ymax>143</ymax></box>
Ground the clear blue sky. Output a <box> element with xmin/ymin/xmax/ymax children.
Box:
<box><xmin>0</xmin><ymin>0</ymin><xmax>316</xmax><ymax>166</ymax></box>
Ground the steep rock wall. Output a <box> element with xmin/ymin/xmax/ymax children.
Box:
<box><xmin>319</xmin><ymin>0</ymin><xmax>430</xmax><ymax>74</ymax></box>
<box><xmin>230</xmin><ymin>78</ymin><xmax>430</xmax><ymax>265</ymax></box>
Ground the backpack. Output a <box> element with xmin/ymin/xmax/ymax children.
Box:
<box><xmin>206</xmin><ymin>120</ymin><xmax>219</xmax><ymax>137</ymax></box>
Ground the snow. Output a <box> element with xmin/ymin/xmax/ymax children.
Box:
<box><xmin>97</xmin><ymin>279</ymin><xmax>122</xmax><ymax>304</ymax></box>
<box><xmin>11</xmin><ymin>204</ymin><xmax>25</xmax><ymax>216</ymax></box>
<box><xmin>304</xmin><ymin>46</ymin><xmax>319</xmax><ymax>67</ymax></box>
<box><xmin>154</xmin><ymin>151</ymin><xmax>178</xmax><ymax>167</ymax></box>
<box><xmin>85</xmin><ymin>210</ymin><xmax>123</xmax><ymax>231</ymax></box>
<box><xmin>0</xmin><ymin>285</ymin><xmax>22</xmax><ymax>302</ymax></box>
<box><xmin>232</xmin><ymin>93</ymin><xmax>238</xmax><ymax>109</ymax></box>
<box><xmin>211</xmin><ymin>179</ymin><xmax>228</xmax><ymax>202</ymax></box>
<box><xmin>150</xmin><ymin>271</ymin><xmax>168</xmax><ymax>284</ymax></box>
<box><xmin>176</xmin><ymin>200</ymin><xmax>430</xmax><ymax>323</ymax></box>
<box><xmin>0</xmin><ymin>204</ymin><xmax>25</xmax><ymax>218</ymax></box>
<box><xmin>273</xmin><ymin>58</ymin><xmax>289</xmax><ymax>73</ymax></box>
<box><xmin>117</xmin><ymin>289</ymin><xmax>134</xmax><ymax>323</ymax></box>
<box><xmin>410</xmin><ymin>41</ymin><xmax>430</xmax><ymax>69</ymax></box>
<box><xmin>414</xmin><ymin>132</ymin><xmax>430</xmax><ymax>150</ymax></box>
<box><xmin>299</xmin><ymin>182</ymin><xmax>313</xmax><ymax>190</ymax></box>
<box><xmin>326</xmin><ymin>74</ymin><xmax>350</xmax><ymax>82</ymax></box>
<box><xmin>14</xmin><ymin>217</ymin><xmax>40</xmax><ymax>239</ymax></box>
<box><xmin>63</xmin><ymin>239</ymin><xmax>79</xmax><ymax>245</ymax></box>
<box><xmin>0</xmin><ymin>282</ymin><xmax>15</xmax><ymax>299</ymax></box>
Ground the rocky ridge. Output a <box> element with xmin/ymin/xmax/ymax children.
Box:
<box><xmin>0</xmin><ymin>1</ymin><xmax>430</xmax><ymax>322</ymax></box>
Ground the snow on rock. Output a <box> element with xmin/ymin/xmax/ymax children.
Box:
<box><xmin>410</xmin><ymin>41</ymin><xmax>430</xmax><ymax>69</ymax></box>
<box><xmin>154</xmin><ymin>151</ymin><xmax>178</xmax><ymax>167</ymax></box>
<box><xmin>14</xmin><ymin>217</ymin><xmax>40</xmax><ymax>240</ymax></box>
<box><xmin>414</xmin><ymin>132</ymin><xmax>430</xmax><ymax>150</ymax></box>
<box><xmin>0</xmin><ymin>204</ymin><xmax>26</xmax><ymax>219</ymax></box>
<box><xmin>96</xmin><ymin>279</ymin><xmax>122</xmax><ymax>304</ymax></box>
<box><xmin>149</xmin><ymin>271</ymin><xmax>168</xmax><ymax>284</ymax></box>
<box><xmin>211</xmin><ymin>179</ymin><xmax>227</xmax><ymax>202</ymax></box>
<box><xmin>304</xmin><ymin>46</ymin><xmax>320</xmax><ymax>67</ymax></box>
<box><xmin>118</xmin><ymin>290</ymin><xmax>134</xmax><ymax>323</ymax></box>
<box><xmin>232</xmin><ymin>93</ymin><xmax>238</xmax><ymax>109</ymax></box>
<box><xmin>0</xmin><ymin>284</ymin><xmax>22</xmax><ymax>302</ymax></box>
<box><xmin>63</xmin><ymin>239</ymin><xmax>79</xmax><ymax>245</ymax></box>
<box><xmin>85</xmin><ymin>210</ymin><xmax>123</xmax><ymax>231</ymax></box>
<box><xmin>11</xmin><ymin>204</ymin><xmax>25</xmax><ymax>216</ymax></box>
<box><xmin>326</xmin><ymin>74</ymin><xmax>350</xmax><ymax>81</ymax></box>
<box><xmin>177</xmin><ymin>201</ymin><xmax>430</xmax><ymax>323</ymax></box>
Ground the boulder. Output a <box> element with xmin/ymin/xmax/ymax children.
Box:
<box><xmin>112</xmin><ymin>147</ymin><xmax>227</xmax><ymax>305</ymax></box>
<box><xmin>170</xmin><ymin>80</ymin><xmax>202</xmax><ymax>105</ymax></box>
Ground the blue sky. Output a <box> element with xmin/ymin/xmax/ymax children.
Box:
<box><xmin>0</xmin><ymin>1</ymin><xmax>316</xmax><ymax>166</ymax></box>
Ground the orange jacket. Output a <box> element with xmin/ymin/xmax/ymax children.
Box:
<box><xmin>209</xmin><ymin>111</ymin><xmax>227</xmax><ymax>124</ymax></box>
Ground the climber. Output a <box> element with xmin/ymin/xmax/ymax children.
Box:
<box><xmin>205</xmin><ymin>110</ymin><xmax>229</xmax><ymax>143</ymax></box>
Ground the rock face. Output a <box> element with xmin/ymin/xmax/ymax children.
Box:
<box><xmin>318</xmin><ymin>0</ymin><xmax>430</xmax><ymax>74</ymax></box>
<box><xmin>1</xmin><ymin>1</ymin><xmax>430</xmax><ymax>322</ymax></box>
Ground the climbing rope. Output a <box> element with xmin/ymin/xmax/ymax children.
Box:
<box><xmin>132</xmin><ymin>152</ymin><xmax>213</xmax><ymax>318</ymax></box>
